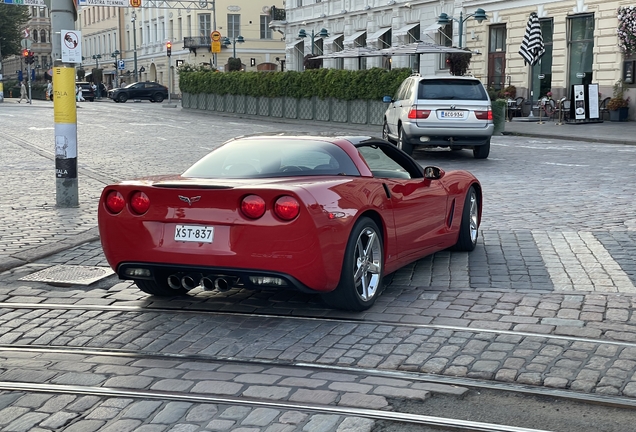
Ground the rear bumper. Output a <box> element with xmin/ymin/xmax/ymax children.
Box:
<box><xmin>402</xmin><ymin>121</ymin><xmax>494</xmax><ymax>146</ymax></box>
<box><xmin>118</xmin><ymin>262</ymin><xmax>317</xmax><ymax>293</ymax></box>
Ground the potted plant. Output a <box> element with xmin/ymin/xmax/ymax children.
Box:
<box><xmin>608</xmin><ymin>79</ymin><xmax>630</xmax><ymax>122</ymax></box>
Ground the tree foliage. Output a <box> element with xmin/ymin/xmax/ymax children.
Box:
<box><xmin>303</xmin><ymin>54</ymin><xmax>322</xmax><ymax>70</ymax></box>
<box><xmin>227</xmin><ymin>57</ymin><xmax>242</xmax><ymax>72</ymax></box>
<box><xmin>446</xmin><ymin>52</ymin><xmax>472</xmax><ymax>76</ymax></box>
<box><xmin>0</xmin><ymin>4</ymin><xmax>31</xmax><ymax>57</ymax></box>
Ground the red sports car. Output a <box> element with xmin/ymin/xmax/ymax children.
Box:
<box><xmin>98</xmin><ymin>135</ymin><xmax>482</xmax><ymax>311</ymax></box>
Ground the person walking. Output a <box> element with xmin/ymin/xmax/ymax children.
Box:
<box><xmin>17</xmin><ymin>81</ymin><xmax>27</xmax><ymax>103</ymax></box>
<box><xmin>46</xmin><ymin>80</ymin><xmax>53</xmax><ymax>101</ymax></box>
<box><xmin>76</xmin><ymin>84</ymin><xmax>85</xmax><ymax>102</ymax></box>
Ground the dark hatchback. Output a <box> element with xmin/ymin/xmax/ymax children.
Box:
<box><xmin>76</xmin><ymin>82</ymin><xmax>95</xmax><ymax>102</ymax></box>
<box><xmin>109</xmin><ymin>82</ymin><xmax>169</xmax><ymax>103</ymax></box>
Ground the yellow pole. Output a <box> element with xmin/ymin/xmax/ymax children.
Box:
<box><xmin>53</xmin><ymin>67</ymin><xmax>79</xmax><ymax>206</ymax></box>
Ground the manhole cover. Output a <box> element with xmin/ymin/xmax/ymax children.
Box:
<box><xmin>19</xmin><ymin>265</ymin><xmax>114</xmax><ymax>286</ymax></box>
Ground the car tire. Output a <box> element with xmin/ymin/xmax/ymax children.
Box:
<box><xmin>153</xmin><ymin>93</ymin><xmax>165</xmax><ymax>103</ymax></box>
<box><xmin>135</xmin><ymin>278</ymin><xmax>187</xmax><ymax>296</ymax></box>
<box><xmin>397</xmin><ymin>127</ymin><xmax>414</xmax><ymax>156</ymax></box>
<box><xmin>322</xmin><ymin>217</ymin><xmax>384</xmax><ymax>311</ymax></box>
<box><xmin>382</xmin><ymin>120</ymin><xmax>394</xmax><ymax>143</ymax></box>
<box><xmin>118</xmin><ymin>94</ymin><xmax>128</xmax><ymax>103</ymax></box>
<box><xmin>452</xmin><ymin>186</ymin><xmax>479</xmax><ymax>252</ymax></box>
<box><xmin>473</xmin><ymin>139</ymin><xmax>490</xmax><ymax>159</ymax></box>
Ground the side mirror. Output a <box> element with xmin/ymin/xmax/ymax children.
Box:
<box><xmin>382</xmin><ymin>95</ymin><xmax>393</xmax><ymax>103</ymax></box>
<box><xmin>423</xmin><ymin>166</ymin><xmax>445</xmax><ymax>180</ymax></box>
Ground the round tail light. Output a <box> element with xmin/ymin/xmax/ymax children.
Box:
<box><xmin>274</xmin><ymin>196</ymin><xmax>300</xmax><ymax>221</ymax></box>
<box><xmin>130</xmin><ymin>191</ymin><xmax>150</xmax><ymax>215</ymax></box>
<box><xmin>241</xmin><ymin>195</ymin><xmax>266</xmax><ymax>219</ymax></box>
<box><xmin>105</xmin><ymin>191</ymin><xmax>125</xmax><ymax>214</ymax></box>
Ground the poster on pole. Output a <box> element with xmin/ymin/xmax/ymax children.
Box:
<box><xmin>61</xmin><ymin>30</ymin><xmax>82</xmax><ymax>64</ymax></box>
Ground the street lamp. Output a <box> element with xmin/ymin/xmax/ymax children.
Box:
<box><xmin>131</xmin><ymin>12</ymin><xmax>138</xmax><ymax>82</ymax></box>
<box><xmin>298</xmin><ymin>28</ymin><xmax>329</xmax><ymax>55</ymax></box>
<box><xmin>437</xmin><ymin>8</ymin><xmax>488</xmax><ymax>48</ymax></box>
<box><xmin>111</xmin><ymin>49</ymin><xmax>120</xmax><ymax>88</ymax></box>
<box><xmin>92</xmin><ymin>54</ymin><xmax>102</xmax><ymax>98</ymax></box>
<box><xmin>222</xmin><ymin>35</ymin><xmax>244</xmax><ymax>59</ymax></box>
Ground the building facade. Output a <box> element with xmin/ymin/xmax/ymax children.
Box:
<box><xmin>279</xmin><ymin>0</ymin><xmax>633</xmax><ymax>117</ymax></box>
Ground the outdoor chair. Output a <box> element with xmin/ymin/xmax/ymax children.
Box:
<box><xmin>508</xmin><ymin>97</ymin><xmax>524</xmax><ymax>120</ymax></box>
<box><xmin>599</xmin><ymin>97</ymin><xmax>611</xmax><ymax>120</ymax></box>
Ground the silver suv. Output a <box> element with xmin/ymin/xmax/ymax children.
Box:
<box><xmin>382</xmin><ymin>75</ymin><xmax>494</xmax><ymax>159</ymax></box>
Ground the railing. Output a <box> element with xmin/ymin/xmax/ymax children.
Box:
<box><xmin>270</xmin><ymin>6</ymin><xmax>286</xmax><ymax>21</ymax></box>
<box><xmin>184</xmin><ymin>36</ymin><xmax>211</xmax><ymax>49</ymax></box>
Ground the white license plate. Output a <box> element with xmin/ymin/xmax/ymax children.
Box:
<box><xmin>439</xmin><ymin>110</ymin><xmax>466</xmax><ymax>119</ymax></box>
<box><xmin>174</xmin><ymin>225</ymin><xmax>214</xmax><ymax>243</ymax></box>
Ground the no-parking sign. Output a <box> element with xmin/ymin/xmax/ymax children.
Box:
<box><xmin>61</xmin><ymin>30</ymin><xmax>82</xmax><ymax>64</ymax></box>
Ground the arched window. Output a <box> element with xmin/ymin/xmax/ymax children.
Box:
<box><xmin>33</xmin><ymin>29</ymin><xmax>39</xmax><ymax>42</ymax></box>
<box><xmin>41</xmin><ymin>30</ymin><xmax>47</xmax><ymax>43</ymax></box>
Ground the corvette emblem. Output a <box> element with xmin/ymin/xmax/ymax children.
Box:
<box><xmin>178</xmin><ymin>195</ymin><xmax>201</xmax><ymax>206</ymax></box>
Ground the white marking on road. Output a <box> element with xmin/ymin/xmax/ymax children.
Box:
<box><xmin>543</xmin><ymin>162</ymin><xmax>589</xmax><ymax>167</ymax></box>
<box><xmin>28</xmin><ymin>127</ymin><xmax>54</xmax><ymax>131</ymax></box>
<box><xmin>200</xmin><ymin>147</ymin><xmax>213</xmax><ymax>150</ymax></box>
<box><xmin>533</xmin><ymin>231</ymin><xmax>636</xmax><ymax>293</ymax></box>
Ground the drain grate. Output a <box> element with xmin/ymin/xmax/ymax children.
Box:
<box><xmin>19</xmin><ymin>265</ymin><xmax>115</xmax><ymax>286</ymax></box>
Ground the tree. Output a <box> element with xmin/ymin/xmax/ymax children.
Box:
<box><xmin>227</xmin><ymin>57</ymin><xmax>242</xmax><ymax>72</ymax></box>
<box><xmin>446</xmin><ymin>51</ymin><xmax>472</xmax><ymax>76</ymax></box>
<box><xmin>0</xmin><ymin>4</ymin><xmax>31</xmax><ymax>57</ymax></box>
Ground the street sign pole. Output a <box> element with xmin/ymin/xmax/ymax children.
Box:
<box><xmin>51</xmin><ymin>0</ymin><xmax>80</xmax><ymax>208</ymax></box>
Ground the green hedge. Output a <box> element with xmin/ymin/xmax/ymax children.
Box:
<box><xmin>178</xmin><ymin>67</ymin><xmax>412</xmax><ymax>101</ymax></box>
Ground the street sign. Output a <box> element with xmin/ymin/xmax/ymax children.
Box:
<box><xmin>78</xmin><ymin>0</ymin><xmax>128</xmax><ymax>5</ymax></box>
<box><xmin>211</xmin><ymin>30</ymin><xmax>221</xmax><ymax>53</ymax></box>
<box><xmin>175</xmin><ymin>59</ymin><xmax>184</xmax><ymax>67</ymax></box>
<box><xmin>61</xmin><ymin>30</ymin><xmax>82</xmax><ymax>64</ymax></box>
<box><xmin>576</xmin><ymin>72</ymin><xmax>586</xmax><ymax>78</ymax></box>
<box><xmin>118</xmin><ymin>60</ymin><xmax>125</xmax><ymax>70</ymax></box>
<box><xmin>20</xmin><ymin>39</ymin><xmax>32</xmax><ymax>49</ymax></box>
<box><xmin>2</xmin><ymin>0</ymin><xmax>46</xmax><ymax>5</ymax></box>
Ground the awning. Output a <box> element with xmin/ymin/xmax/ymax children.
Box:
<box><xmin>285</xmin><ymin>38</ymin><xmax>304</xmax><ymax>53</ymax></box>
<box><xmin>367</xmin><ymin>27</ymin><xmax>392</xmax><ymax>48</ymax></box>
<box><xmin>393</xmin><ymin>22</ymin><xmax>420</xmax><ymax>38</ymax></box>
<box><xmin>343</xmin><ymin>30</ymin><xmax>367</xmax><ymax>46</ymax></box>
<box><xmin>423</xmin><ymin>22</ymin><xmax>443</xmax><ymax>35</ymax></box>
<box><xmin>324</xmin><ymin>33</ymin><xmax>344</xmax><ymax>51</ymax></box>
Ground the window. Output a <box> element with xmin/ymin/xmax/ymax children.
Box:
<box><xmin>33</xmin><ymin>30</ymin><xmax>39</xmax><ymax>43</ymax></box>
<box><xmin>199</xmin><ymin>13</ymin><xmax>211</xmax><ymax>38</ymax></box>
<box><xmin>568</xmin><ymin>14</ymin><xmax>594</xmax><ymax>88</ymax></box>
<box><xmin>418</xmin><ymin>79</ymin><xmax>488</xmax><ymax>101</ymax></box>
<box><xmin>169</xmin><ymin>19</ymin><xmax>174</xmax><ymax>40</ymax></box>
<box><xmin>39</xmin><ymin>7</ymin><xmax>45</xmax><ymax>17</ymax></box>
<box><xmin>41</xmin><ymin>30</ymin><xmax>46</xmax><ymax>43</ymax></box>
<box><xmin>228</xmin><ymin>14</ymin><xmax>240</xmax><ymax>39</ymax></box>
<box><xmin>531</xmin><ymin>19</ymin><xmax>553</xmax><ymax>100</ymax></box>
<box><xmin>488</xmin><ymin>25</ymin><xmax>507</xmax><ymax>90</ymax></box>
<box><xmin>357</xmin><ymin>145</ymin><xmax>411</xmax><ymax>179</ymax></box>
<box><xmin>439</xmin><ymin>23</ymin><xmax>452</xmax><ymax>69</ymax></box>
<box><xmin>260</xmin><ymin>15</ymin><xmax>272</xmax><ymax>39</ymax></box>
<box><xmin>178</xmin><ymin>18</ymin><xmax>182</xmax><ymax>40</ymax></box>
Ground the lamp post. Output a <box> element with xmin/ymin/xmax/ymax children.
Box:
<box><xmin>131</xmin><ymin>12</ymin><xmax>138</xmax><ymax>82</ymax></box>
<box><xmin>111</xmin><ymin>49</ymin><xmax>120</xmax><ymax>88</ymax></box>
<box><xmin>298</xmin><ymin>28</ymin><xmax>329</xmax><ymax>55</ymax></box>
<box><xmin>222</xmin><ymin>35</ymin><xmax>245</xmax><ymax>59</ymax></box>
<box><xmin>92</xmin><ymin>54</ymin><xmax>102</xmax><ymax>98</ymax></box>
<box><xmin>436</xmin><ymin>8</ymin><xmax>488</xmax><ymax>48</ymax></box>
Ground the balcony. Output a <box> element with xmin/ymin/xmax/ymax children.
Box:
<box><xmin>184</xmin><ymin>36</ymin><xmax>211</xmax><ymax>54</ymax></box>
<box><xmin>269</xmin><ymin>6</ymin><xmax>286</xmax><ymax>34</ymax></box>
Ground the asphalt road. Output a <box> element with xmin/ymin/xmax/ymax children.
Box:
<box><xmin>1</xmin><ymin>99</ymin><xmax>636</xmax><ymax>431</ymax></box>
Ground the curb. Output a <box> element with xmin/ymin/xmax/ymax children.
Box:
<box><xmin>0</xmin><ymin>227</ymin><xmax>100</xmax><ymax>273</ymax></box>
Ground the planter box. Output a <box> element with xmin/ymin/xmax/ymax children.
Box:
<box><xmin>215</xmin><ymin>94</ymin><xmax>225</xmax><ymax>112</ymax></box>
<box><xmin>235</xmin><ymin>95</ymin><xmax>246</xmax><ymax>114</ymax></box>
<box><xmin>298</xmin><ymin>98</ymin><xmax>313</xmax><ymax>120</ymax></box>
<box><xmin>271</xmin><ymin>97</ymin><xmax>284</xmax><ymax>117</ymax></box>
<box><xmin>225</xmin><ymin>95</ymin><xmax>235</xmax><ymax>113</ymax></box>
<box><xmin>206</xmin><ymin>94</ymin><xmax>215</xmax><ymax>111</ymax></box>
<box><xmin>349</xmin><ymin>100</ymin><xmax>368</xmax><ymax>124</ymax></box>
<box><xmin>332</xmin><ymin>99</ymin><xmax>348</xmax><ymax>123</ymax></box>
<box><xmin>315</xmin><ymin>98</ymin><xmax>330</xmax><ymax>121</ymax></box>
<box><xmin>369</xmin><ymin>101</ymin><xmax>386</xmax><ymax>125</ymax></box>
<box><xmin>610</xmin><ymin>107</ymin><xmax>629</xmax><ymax>122</ymax></box>
<box><xmin>246</xmin><ymin>96</ymin><xmax>258</xmax><ymax>115</ymax></box>
<box><xmin>284</xmin><ymin>97</ymin><xmax>298</xmax><ymax>119</ymax></box>
<box><xmin>258</xmin><ymin>97</ymin><xmax>270</xmax><ymax>116</ymax></box>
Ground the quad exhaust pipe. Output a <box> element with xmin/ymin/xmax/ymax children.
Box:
<box><xmin>168</xmin><ymin>274</ymin><xmax>235</xmax><ymax>292</ymax></box>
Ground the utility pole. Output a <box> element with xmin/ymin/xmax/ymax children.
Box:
<box><xmin>132</xmin><ymin>12</ymin><xmax>138</xmax><ymax>81</ymax></box>
<box><xmin>212</xmin><ymin>0</ymin><xmax>217</xmax><ymax>68</ymax></box>
<box><xmin>0</xmin><ymin>43</ymin><xmax>4</xmax><ymax>103</ymax></box>
<box><xmin>50</xmin><ymin>0</ymin><xmax>79</xmax><ymax>208</ymax></box>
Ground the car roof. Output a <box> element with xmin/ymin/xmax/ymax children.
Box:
<box><xmin>413</xmin><ymin>74</ymin><xmax>482</xmax><ymax>82</ymax></box>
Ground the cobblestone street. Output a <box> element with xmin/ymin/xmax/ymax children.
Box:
<box><xmin>1</xmin><ymin>100</ymin><xmax>636</xmax><ymax>430</ymax></box>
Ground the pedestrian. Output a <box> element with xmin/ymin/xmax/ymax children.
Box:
<box><xmin>46</xmin><ymin>80</ymin><xmax>53</xmax><ymax>101</ymax></box>
<box><xmin>17</xmin><ymin>81</ymin><xmax>27</xmax><ymax>103</ymax></box>
<box><xmin>99</xmin><ymin>82</ymin><xmax>107</xmax><ymax>97</ymax></box>
<box><xmin>76</xmin><ymin>84</ymin><xmax>85</xmax><ymax>102</ymax></box>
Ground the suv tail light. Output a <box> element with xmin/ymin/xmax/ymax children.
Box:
<box><xmin>475</xmin><ymin>109</ymin><xmax>493</xmax><ymax>120</ymax></box>
<box><xmin>408</xmin><ymin>107</ymin><xmax>431</xmax><ymax>119</ymax></box>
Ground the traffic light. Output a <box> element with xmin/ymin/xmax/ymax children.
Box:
<box><xmin>22</xmin><ymin>49</ymin><xmax>29</xmax><ymax>61</ymax></box>
<box><xmin>28</xmin><ymin>51</ymin><xmax>35</xmax><ymax>65</ymax></box>
<box><xmin>166</xmin><ymin>41</ymin><xmax>172</xmax><ymax>56</ymax></box>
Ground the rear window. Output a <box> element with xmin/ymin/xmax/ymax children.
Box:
<box><xmin>182</xmin><ymin>138</ymin><xmax>360</xmax><ymax>179</ymax></box>
<box><xmin>418</xmin><ymin>79</ymin><xmax>487</xmax><ymax>101</ymax></box>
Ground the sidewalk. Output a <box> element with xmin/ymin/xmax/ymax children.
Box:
<box><xmin>502</xmin><ymin>117</ymin><xmax>636</xmax><ymax>145</ymax></box>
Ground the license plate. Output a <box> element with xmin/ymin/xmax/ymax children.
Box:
<box><xmin>174</xmin><ymin>225</ymin><xmax>214</xmax><ymax>243</ymax></box>
<box><xmin>439</xmin><ymin>110</ymin><xmax>466</xmax><ymax>119</ymax></box>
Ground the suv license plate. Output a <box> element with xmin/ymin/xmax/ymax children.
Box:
<box><xmin>175</xmin><ymin>225</ymin><xmax>214</xmax><ymax>243</ymax></box>
<box><xmin>440</xmin><ymin>111</ymin><xmax>466</xmax><ymax>119</ymax></box>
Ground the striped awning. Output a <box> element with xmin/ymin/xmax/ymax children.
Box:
<box><xmin>343</xmin><ymin>30</ymin><xmax>367</xmax><ymax>46</ymax></box>
<box><xmin>367</xmin><ymin>27</ymin><xmax>392</xmax><ymax>48</ymax></box>
<box><xmin>393</xmin><ymin>22</ymin><xmax>419</xmax><ymax>38</ymax></box>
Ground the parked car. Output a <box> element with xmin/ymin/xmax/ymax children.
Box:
<box><xmin>109</xmin><ymin>82</ymin><xmax>169</xmax><ymax>103</ymax></box>
<box><xmin>382</xmin><ymin>75</ymin><xmax>495</xmax><ymax>159</ymax></box>
<box><xmin>98</xmin><ymin>134</ymin><xmax>482</xmax><ymax>311</ymax></box>
<box><xmin>75</xmin><ymin>81</ymin><xmax>95</xmax><ymax>102</ymax></box>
